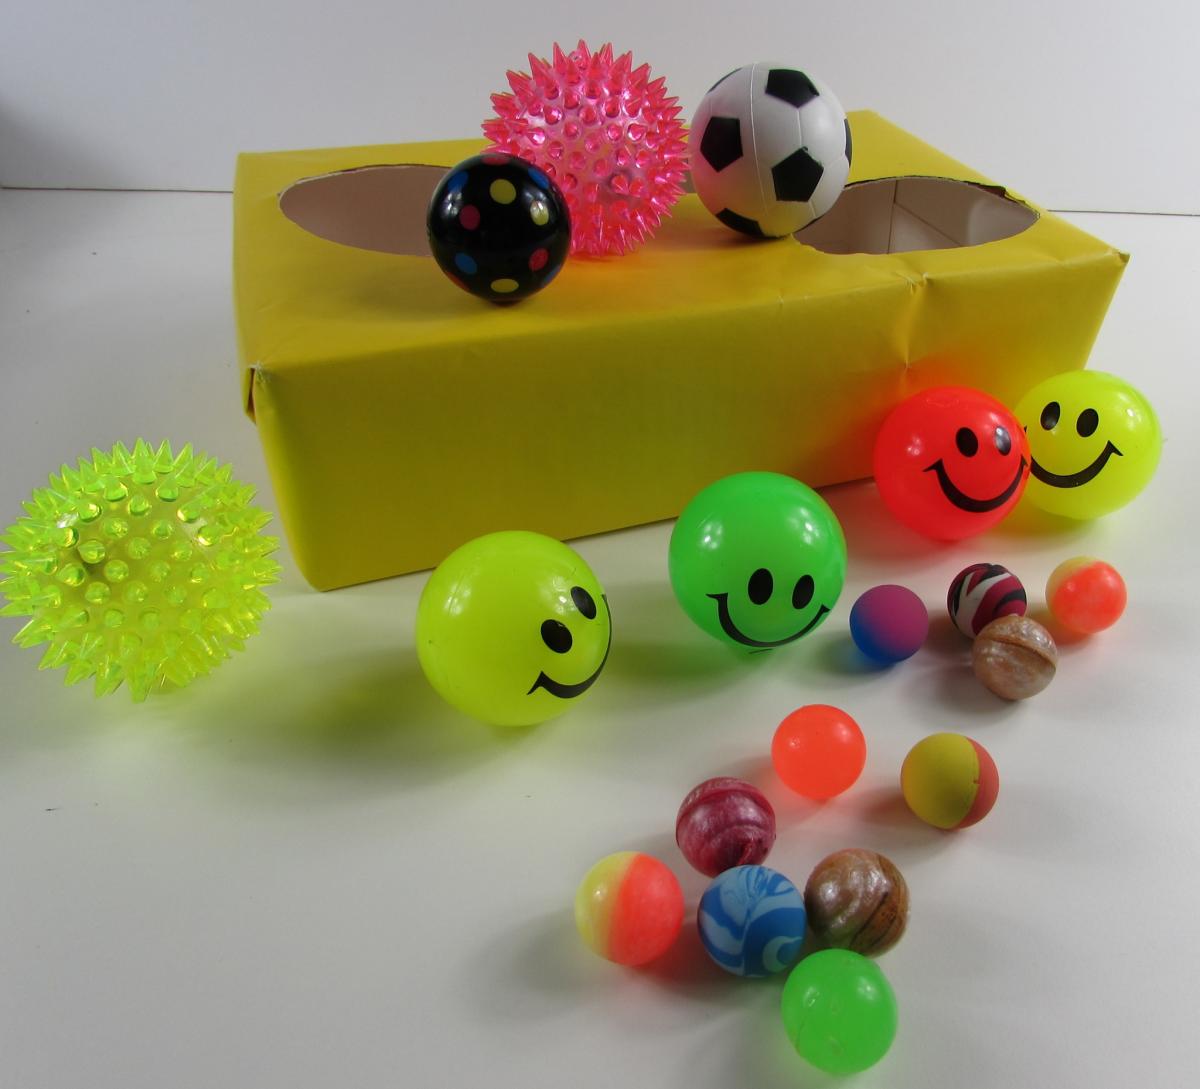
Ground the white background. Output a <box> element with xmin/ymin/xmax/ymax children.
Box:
<box><xmin>3</xmin><ymin>5</ymin><xmax>1200</xmax><ymax>1088</ymax></box>
<box><xmin>1</xmin><ymin>0</ymin><xmax>1199</xmax><ymax>211</ymax></box>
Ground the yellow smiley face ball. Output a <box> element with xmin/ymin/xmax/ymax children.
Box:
<box><xmin>416</xmin><ymin>531</ymin><xmax>611</xmax><ymax>726</ymax></box>
<box><xmin>1015</xmin><ymin>371</ymin><xmax>1161</xmax><ymax>519</ymax></box>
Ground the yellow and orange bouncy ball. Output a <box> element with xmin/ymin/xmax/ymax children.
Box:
<box><xmin>1046</xmin><ymin>557</ymin><xmax>1127</xmax><ymax>634</ymax></box>
<box><xmin>901</xmin><ymin>733</ymin><xmax>999</xmax><ymax>830</ymax></box>
<box><xmin>574</xmin><ymin>852</ymin><xmax>684</xmax><ymax>966</ymax></box>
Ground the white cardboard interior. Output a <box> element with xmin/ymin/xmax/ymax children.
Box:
<box><xmin>795</xmin><ymin>177</ymin><xmax>1038</xmax><ymax>254</ymax></box>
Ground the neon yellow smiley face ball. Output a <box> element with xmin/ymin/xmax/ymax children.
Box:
<box><xmin>1015</xmin><ymin>371</ymin><xmax>1161</xmax><ymax>519</ymax></box>
<box><xmin>416</xmin><ymin>531</ymin><xmax>611</xmax><ymax>726</ymax></box>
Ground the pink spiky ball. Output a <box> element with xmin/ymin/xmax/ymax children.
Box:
<box><xmin>484</xmin><ymin>40</ymin><xmax>687</xmax><ymax>257</ymax></box>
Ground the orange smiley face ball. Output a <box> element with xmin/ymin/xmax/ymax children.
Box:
<box><xmin>873</xmin><ymin>387</ymin><xmax>1030</xmax><ymax>540</ymax></box>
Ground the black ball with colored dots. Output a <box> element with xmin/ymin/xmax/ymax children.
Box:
<box><xmin>426</xmin><ymin>153</ymin><xmax>571</xmax><ymax>303</ymax></box>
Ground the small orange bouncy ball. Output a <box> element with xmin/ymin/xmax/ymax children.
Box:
<box><xmin>901</xmin><ymin>733</ymin><xmax>999</xmax><ymax>830</ymax></box>
<box><xmin>772</xmin><ymin>705</ymin><xmax>867</xmax><ymax>800</ymax></box>
<box><xmin>1046</xmin><ymin>557</ymin><xmax>1127</xmax><ymax>634</ymax></box>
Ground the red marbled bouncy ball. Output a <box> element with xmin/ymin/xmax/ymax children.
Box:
<box><xmin>676</xmin><ymin>777</ymin><xmax>777</xmax><ymax>877</ymax></box>
<box><xmin>484</xmin><ymin>40</ymin><xmax>688</xmax><ymax>256</ymax></box>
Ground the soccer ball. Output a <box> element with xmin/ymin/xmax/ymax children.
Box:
<box><xmin>690</xmin><ymin>63</ymin><xmax>852</xmax><ymax>238</ymax></box>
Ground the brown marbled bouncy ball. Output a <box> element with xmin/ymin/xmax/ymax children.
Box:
<box><xmin>972</xmin><ymin>614</ymin><xmax>1058</xmax><ymax>700</ymax></box>
<box><xmin>804</xmin><ymin>848</ymin><xmax>909</xmax><ymax>957</ymax></box>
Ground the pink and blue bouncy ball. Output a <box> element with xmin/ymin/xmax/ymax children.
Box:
<box><xmin>849</xmin><ymin>584</ymin><xmax>929</xmax><ymax>664</ymax></box>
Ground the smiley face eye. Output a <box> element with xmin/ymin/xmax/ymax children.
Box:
<box><xmin>571</xmin><ymin>585</ymin><xmax>597</xmax><ymax>619</ymax></box>
<box><xmin>540</xmin><ymin>619</ymin><xmax>573</xmax><ymax>654</ymax></box>
<box><xmin>747</xmin><ymin>567</ymin><xmax>773</xmax><ymax>605</ymax></box>
<box><xmin>955</xmin><ymin>428</ymin><xmax>978</xmax><ymax>457</ymax></box>
<box><xmin>792</xmin><ymin>575</ymin><xmax>814</xmax><ymax>610</ymax></box>
<box><xmin>1077</xmin><ymin>408</ymin><xmax>1099</xmax><ymax>438</ymax></box>
<box><xmin>1041</xmin><ymin>401</ymin><xmax>1061</xmax><ymax>430</ymax></box>
<box><xmin>994</xmin><ymin>426</ymin><xmax>1012</xmax><ymax>455</ymax></box>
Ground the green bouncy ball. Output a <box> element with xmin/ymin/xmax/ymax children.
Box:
<box><xmin>668</xmin><ymin>472</ymin><xmax>846</xmax><ymax>649</ymax></box>
<box><xmin>780</xmin><ymin>949</ymin><xmax>898</xmax><ymax>1075</ymax></box>
<box><xmin>0</xmin><ymin>440</ymin><xmax>281</xmax><ymax>701</ymax></box>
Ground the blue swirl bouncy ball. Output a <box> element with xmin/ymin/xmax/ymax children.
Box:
<box><xmin>697</xmin><ymin>865</ymin><xmax>807</xmax><ymax>977</ymax></box>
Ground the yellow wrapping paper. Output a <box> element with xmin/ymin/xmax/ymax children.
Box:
<box><xmin>234</xmin><ymin>111</ymin><xmax>1126</xmax><ymax>590</ymax></box>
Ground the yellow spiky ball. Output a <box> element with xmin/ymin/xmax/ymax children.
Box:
<box><xmin>0</xmin><ymin>440</ymin><xmax>280</xmax><ymax>700</ymax></box>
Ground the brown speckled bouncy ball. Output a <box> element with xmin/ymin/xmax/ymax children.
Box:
<box><xmin>804</xmin><ymin>849</ymin><xmax>909</xmax><ymax>957</ymax></box>
<box><xmin>972</xmin><ymin>614</ymin><xmax>1058</xmax><ymax>700</ymax></box>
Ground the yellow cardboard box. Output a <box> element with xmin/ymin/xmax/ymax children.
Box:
<box><xmin>234</xmin><ymin>111</ymin><xmax>1126</xmax><ymax>590</ymax></box>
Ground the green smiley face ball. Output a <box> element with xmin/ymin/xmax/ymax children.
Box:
<box><xmin>416</xmin><ymin>531</ymin><xmax>611</xmax><ymax>726</ymax></box>
<box><xmin>668</xmin><ymin>473</ymin><xmax>846</xmax><ymax>650</ymax></box>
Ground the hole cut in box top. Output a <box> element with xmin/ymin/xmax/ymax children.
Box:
<box><xmin>278</xmin><ymin>167</ymin><xmax>1038</xmax><ymax>258</ymax></box>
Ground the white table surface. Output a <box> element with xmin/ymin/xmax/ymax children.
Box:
<box><xmin>1</xmin><ymin>189</ymin><xmax>1198</xmax><ymax>1089</ymax></box>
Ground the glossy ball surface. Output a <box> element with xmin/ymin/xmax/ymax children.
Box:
<box><xmin>416</xmin><ymin>531</ymin><xmax>610</xmax><ymax>726</ymax></box>
<box><xmin>972</xmin><ymin>614</ymin><xmax>1057</xmax><ymax>700</ymax></box>
<box><xmin>697</xmin><ymin>865</ymin><xmax>806</xmax><ymax>977</ymax></box>
<box><xmin>781</xmin><ymin>949</ymin><xmax>898</xmax><ymax>1075</ymax></box>
<box><xmin>873</xmin><ymin>386</ymin><xmax>1030</xmax><ymax>540</ymax></box>
<box><xmin>804</xmin><ymin>848</ymin><xmax>909</xmax><ymax>957</ymax></box>
<box><xmin>0</xmin><ymin>440</ymin><xmax>280</xmax><ymax>700</ymax></box>
<box><xmin>849</xmin><ymin>584</ymin><xmax>928</xmax><ymax>663</ymax></box>
<box><xmin>575</xmin><ymin>852</ymin><xmax>684</xmax><ymax>966</ymax></box>
<box><xmin>947</xmin><ymin>562</ymin><xmax>1027</xmax><ymax>638</ymax></box>
<box><xmin>772</xmin><ymin>705</ymin><xmax>866</xmax><ymax>800</ymax></box>
<box><xmin>1046</xmin><ymin>556</ymin><xmax>1127</xmax><ymax>634</ymax></box>
<box><xmin>1015</xmin><ymin>370</ymin><xmax>1161</xmax><ymax>519</ymax></box>
<box><xmin>676</xmin><ymin>777</ymin><xmax>776</xmax><ymax>877</ymax></box>
<box><xmin>901</xmin><ymin>733</ymin><xmax>999</xmax><ymax>829</ymax></box>
<box><xmin>689</xmin><ymin>62</ymin><xmax>851</xmax><ymax>238</ymax></box>
<box><xmin>484</xmin><ymin>40</ymin><xmax>687</xmax><ymax>256</ymax></box>
<box><xmin>427</xmin><ymin>153</ymin><xmax>570</xmax><ymax>302</ymax></box>
<box><xmin>668</xmin><ymin>472</ymin><xmax>846</xmax><ymax>650</ymax></box>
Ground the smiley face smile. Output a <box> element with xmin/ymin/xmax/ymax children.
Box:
<box><xmin>527</xmin><ymin>594</ymin><xmax>612</xmax><ymax>699</ymax></box>
<box><xmin>707</xmin><ymin>593</ymin><xmax>831</xmax><ymax>649</ymax></box>
<box><xmin>1029</xmin><ymin>440</ymin><xmax>1122</xmax><ymax>489</ymax></box>
<box><xmin>924</xmin><ymin>455</ymin><xmax>1028</xmax><ymax>513</ymax></box>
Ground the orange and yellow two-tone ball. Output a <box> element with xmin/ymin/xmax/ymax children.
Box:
<box><xmin>1046</xmin><ymin>556</ymin><xmax>1127</xmax><ymax>634</ymax></box>
<box><xmin>574</xmin><ymin>852</ymin><xmax>684</xmax><ymax>966</ymax></box>
<box><xmin>901</xmin><ymin>733</ymin><xmax>999</xmax><ymax>830</ymax></box>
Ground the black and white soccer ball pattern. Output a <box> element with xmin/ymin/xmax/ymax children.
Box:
<box><xmin>690</xmin><ymin>64</ymin><xmax>852</xmax><ymax>238</ymax></box>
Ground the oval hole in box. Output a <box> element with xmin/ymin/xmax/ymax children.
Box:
<box><xmin>280</xmin><ymin>168</ymin><xmax>1038</xmax><ymax>259</ymax></box>
<box><xmin>794</xmin><ymin>177</ymin><xmax>1038</xmax><ymax>254</ymax></box>
<box><xmin>279</xmin><ymin>165</ymin><xmax>444</xmax><ymax>257</ymax></box>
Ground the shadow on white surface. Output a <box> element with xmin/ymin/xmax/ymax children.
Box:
<box><xmin>674</xmin><ymin>973</ymin><xmax>850</xmax><ymax>1089</ymax></box>
<box><xmin>600</xmin><ymin>577</ymin><xmax>758</xmax><ymax>691</ymax></box>
<box><xmin>821</xmin><ymin>480</ymin><xmax>957</xmax><ymax>570</ymax></box>
<box><xmin>989</xmin><ymin>497</ymin><xmax>1100</xmax><ymax>543</ymax></box>
<box><xmin>168</xmin><ymin>644</ymin><xmax>525</xmax><ymax>789</ymax></box>
<box><xmin>813</xmin><ymin>632</ymin><xmax>896</xmax><ymax>675</ymax></box>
